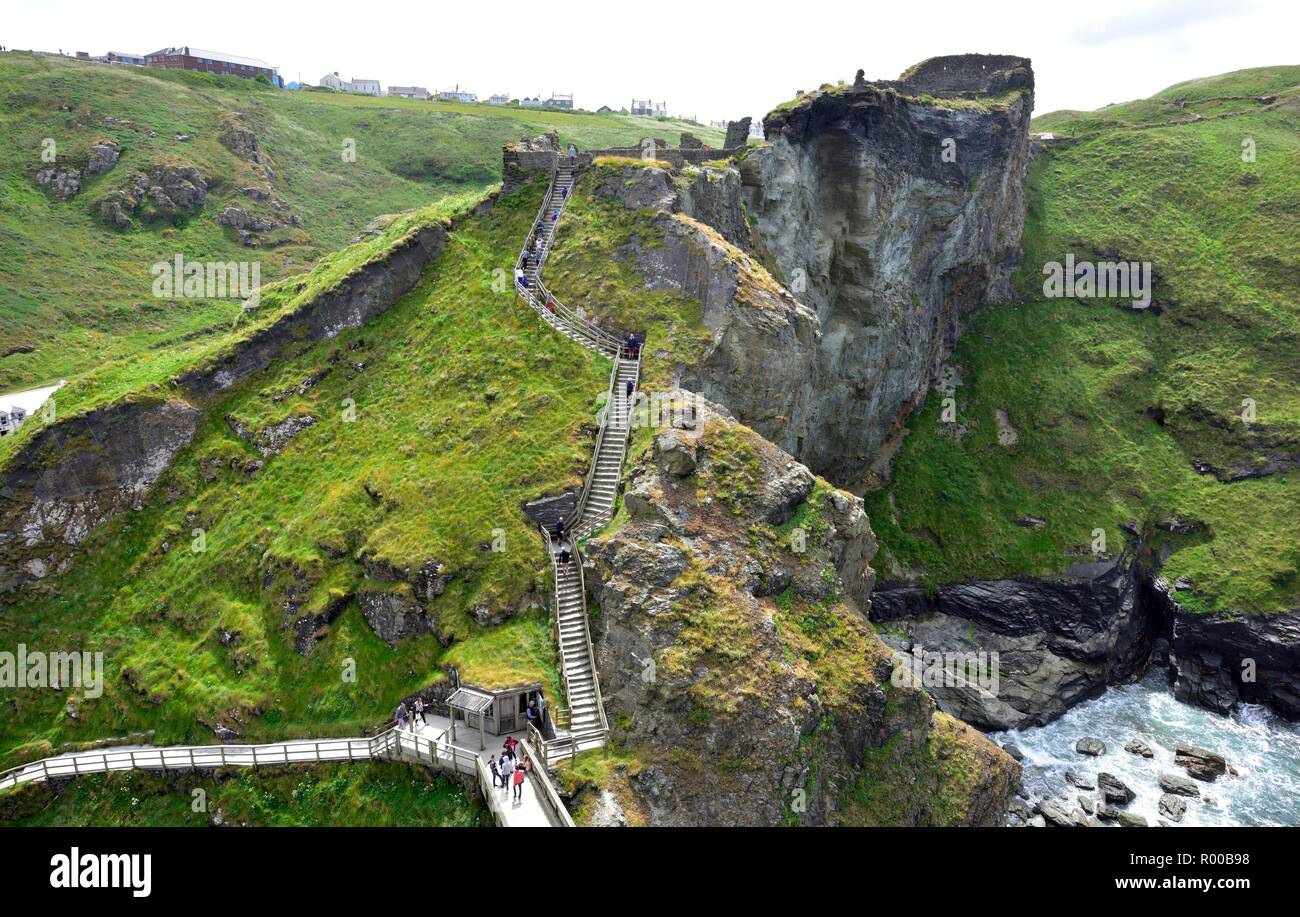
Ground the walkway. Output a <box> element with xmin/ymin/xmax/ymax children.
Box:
<box><xmin>514</xmin><ymin>157</ymin><xmax>642</xmax><ymax>758</ymax></box>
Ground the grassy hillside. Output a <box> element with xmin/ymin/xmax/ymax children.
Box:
<box><xmin>865</xmin><ymin>67</ymin><xmax>1300</xmax><ymax>615</ymax></box>
<box><xmin>0</xmin><ymin>51</ymin><xmax>725</xmax><ymax>392</ymax></box>
<box><xmin>0</xmin><ymin>178</ymin><xmax>608</xmax><ymax>768</ymax></box>
<box><xmin>1</xmin><ymin>762</ymin><xmax>487</xmax><ymax>827</ymax></box>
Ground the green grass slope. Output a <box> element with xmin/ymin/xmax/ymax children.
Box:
<box><xmin>0</xmin><ymin>178</ymin><xmax>608</xmax><ymax>768</ymax></box>
<box><xmin>1</xmin><ymin>762</ymin><xmax>487</xmax><ymax>827</ymax></box>
<box><xmin>865</xmin><ymin>67</ymin><xmax>1300</xmax><ymax>615</ymax></box>
<box><xmin>0</xmin><ymin>51</ymin><xmax>724</xmax><ymax>392</ymax></box>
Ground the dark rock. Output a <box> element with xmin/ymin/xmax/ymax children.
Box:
<box><xmin>1097</xmin><ymin>772</ymin><xmax>1135</xmax><ymax>804</ymax></box>
<box><xmin>86</xmin><ymin>140</ymin><xmax>120</xmax><ymax>175</ymax></box>
<box><xmin>1064</xmin><ymin>770</ymin><xmax>1095</xmax><ymax>790</ymax></box>
<box><xmin>1076</xmin><ymin>737</ymin><xmax>1106</xmax><ymax>756</ymax></box>
<box><xmin>1037</xmin><ymin>799</ymin><xmax>1074</xmax><ymax>827</ymax></box>
<box><xmin>1001</xmin><ymin>743</ymin><xmax>1024</xmax><ymax>761</ymax></box>
<box><xmin>1174</xmin><ymin>743</ymin><xmax>1227</xmax><ymax>782</ymax></box>
<box><xmin>35</xmin><ymin>166</ymin><xmax>82</xmax><ymax>200</ymax></box>
<box><xmin>1124</xmin><ymin>738</ymin><xmax>1155</xmax><ymax>758</ymax></box>
<box><xmin>724</xmin><ymin>117</ymin><xmax>751</xmax><ymax>149</ymax></box>
<box><xmin>220</xmin><ymin>113</ymin><xmax>263</xmax><ymax>163</ymax></box>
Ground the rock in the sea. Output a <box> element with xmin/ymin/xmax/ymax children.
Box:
<box><xmin>1037</xmin><ymin>799</ymin><xmax>1074</xmax><ymax>827</ymax></box>
<box><xmin>1116</xmin><ymin>811</ymin><xmax>1149</xmax><ymax>827</ymax></box>
<box><xmin>1125</xmin><ymin>738</ymin><xmax>1155</xmax><ymax>758</ymax></box>
<box><xmin>1158</xmin><ymin>772</ymin><xmax>1201</xmax><ymax>797</ymax></box>
<box><xmin>1158</xmin><ymin>794</ymin><xmax>1187</xmax><ymax>822</ymax></box>
<box><xmin>1097</xmin><ymin>772</ymin><xmax>1135</xmax><ymax>804</ymax></box>
<box><xmin>1175</xmin><ymin>743</ymin><xmax>1227</xmax><ymax>782</ymax></box>
<box><xmin>1075</xmin><ymin>737</ymin><xmax>1106</xmax><ymax>756</ymax></box>
<box><xmin>1064</xmin><ymin>770</ymin><xmax>1095</xmax><ymax>790</ymax></box>
<box><xmin>1001</xmin><ymin>743</ymin><xmax>1024</xmax><ymax>762</ymax></box>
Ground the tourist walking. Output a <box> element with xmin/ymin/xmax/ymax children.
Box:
<box><xmin>552</xmin><ymin>516</ymin><xmax>565</xmax><ymax>540</ymax></box>
<box><xmin>395</xmin><ymin>701</ymin><xmax>408</xmax><ymax>731</ymax></box>
<box><xmin>499</xmin><ymin>752</ymin><xmax>515</xmax><ymax>791</ymax></box>
<box><xmin>558</xmin><ymin>546</ymin><xmax>572</xmax><ymax>572</ymax></box>
<box><xmin>512</xmin><ymin>764</ymin><xmax>526</xmax><ymax>802</ymax></box>
<box><xmin>490</xmin><ymin>753</ymin><xmax>503</xmax><ymax>788</ymax></box>
<box><xmin>412</xmin><ymin>697</ymin><xmax>426</xmax><ymax>729</ymax></box>
<box><xmin>567</xmin><ymin>142</ymin><xmax>577</xmax><ymax>162</ymax></box>
<box><xmin>504</xmin><ymin>735</ymin><xmax>519</xmax><ymax>760</ymax></box>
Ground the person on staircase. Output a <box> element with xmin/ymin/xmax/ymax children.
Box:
<box><xmin>558</xmin><ymin>545</ymin><xmax>572</xmax><ymax>573</ymax></box>
<box><xmin>395</xmin><ymin>701</ymin><xmax>408</xmax><ymax>731</ymax></box>
<box><xmin>625</xmin><ymin>333</ymin><xmax>639</xmax><ymax>359</ymax></box>
<box><xmin>567</xmin><ymin>142</ymin><xmax>577</xmax><ymax>163</ymax></box>
<box><xmin>512</xmin><ymin>761</ymin><xmax>527</xmax><ymax>802</ymax></box>
<box><xmin>553</xmin><ymin>516</ymin><xmax>565</xmax><ymax>541</ymax></box>
<box><xmin>412</xmin><ymin>697</ymin><xmax>427</xmax><ymax>730</ymax></box>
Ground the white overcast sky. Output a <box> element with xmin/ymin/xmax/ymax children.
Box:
<box><xmin>6</xmin><ymin>0</ymin><xmax>1296</xmax><ymax>122</ymax></box>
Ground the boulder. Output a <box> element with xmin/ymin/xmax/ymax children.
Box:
<box><xmin>1037</xmin><ymin>799</ymin><xmax>1074</xmax><ymax>827</ymax></box>
<box><xmin>1124</xmin><ymin>738</ymin><xmax>1155</xmax><ymax>758</ymax></box>
<box><xmin>1158</xmin><ymin>794</ymin><xmax>1187</xmax><ymax>822</ymax></box>
<box><xmin>1158</xmin><ymin>772</ymin><xmax>1201</xmax><ymax>797</ymax></box>
<box><xmin>1174</xmin><ymin>743</ymin><xmax>1227</xmax><ymax>781</ymax></box>
<box><xmin>654</xmin><ymin>430</ymin><xmax>700</xmax><ymax>476</ymax></box>
<box><xmin>1075</xmin><ymin>737</ymin><xmax>1106</xmax><ymax>756</ymax></box>
<box><xmin>1116</xmin><ymin>811</ymin><xmax>1149</xmax><ymax>827</ymax></box>
<box><xmin>1064</xmin><ymin>770</ymin><xmax>1095</xmax><ymax>790</ymax></box>
<box><xmin>35</xmin><ymin>166</ymin><xmax>82</xmax><ymax>200</ymax></box>
<box><xmin>220</xmin><ymin>113</ymin><xmax>263</xmax><ymax>162</ymax></box>
<box><xmin>1097</xmin><ymin>772</ymin><xmax>1135</xmax><ymax>804</ymax></box>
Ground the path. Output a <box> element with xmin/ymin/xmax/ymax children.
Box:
<box><xmin>514</xmin><ymin>158</ymin><xmax>642</xmax><ymax>758</ymax></box>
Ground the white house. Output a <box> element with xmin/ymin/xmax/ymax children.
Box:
<box><xmin>545</xmin><ymin>93</ymin><xmax>574</xmax><ymax>110</ymax></box>
<box><xmin>320</xmin><ymin>72</ymin><xmax>351</xmax><ymax>91</ymax></box>
<box><xmin>631</xmin><ymin>99</ymin><xmax>668</xmax><ymax>117</ymax></box>
<box><xmin>388</xmin><ymin>86</ymin><xmax>431</xmax><ymax>100</ymax></box>
<box><xmin>351</xmin><ymin>79</ymin><xmax>381</xmax><ymax>96</ymax></box>
<box><xmin>520</xmin><ymin>97</ymin><xmax>543</xmax><ymax>108</ymax></box>
<box><xmin>438</xmin><ymin>87</ymin><xmax>477</xmax><ymax>103</ymax></box>
<box><xmin>488</xmin><ymin>93</ymin><xmax>510</xmax><ymax>106</ymax></box>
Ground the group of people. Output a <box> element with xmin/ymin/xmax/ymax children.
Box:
<box><xmin>394</xmin><ymin>697</ymin><xmax>428</xmax><ymax>731</ymax></box>
<box><xmin>489</xmin><ymin>735</ymin><xmax>533</xmax><ymax>802</ymax></box>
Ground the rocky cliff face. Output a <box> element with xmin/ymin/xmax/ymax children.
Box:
<box><xmin>578</xmin><ymin>394</ymin><xmax>1019</xmax><ymax>825</ymax></box>
<box><xmin>870</xmin><ymin>555</ymin><xmax>1153</xmax><ymax>729</ymax></box>
<box><xmin>681</xmin><ymin>57</ymin><xmax>1034</xmax><ymax>488</ymax></box>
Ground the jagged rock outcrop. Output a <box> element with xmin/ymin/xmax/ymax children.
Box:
<box><xmin>580</xmin><ymin>392</ymin><xmax>1018</xmax><ymax>825</ymax></box>
<box><xmin>98</xmin><ymin>165</ymin><xmax>209</xmax><ymax>229</ymax></box>
<box><xmin>702</xmin><ymin>56</ymin><xmax>1035</xmax><ymax>486</ymax></box>
<box><xmin>0</xmin><ymin>399</ymin><xmax>202</xmax><ymax>592</ymax></box>
<box><xmin>220</xmin><ymin>113</ymin><xmax>263</xmax><ymax>163</ymax></box>
<box><xmin>869</xmin><ymin>554</ymin><xmax>1151</xmax><ymax>729</ymax></box>
<box><xmin>1150</xmin><ymin>580</ymin><xmax>1300</xmax><ymax>719</ymax></box>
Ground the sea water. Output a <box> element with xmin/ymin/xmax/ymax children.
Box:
<box><xmin>993</xmin><ymin>673</ymin><xmax>1300</xmax><ymax>826</ymax></box>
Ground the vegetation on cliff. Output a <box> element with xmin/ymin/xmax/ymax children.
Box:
<box><xmin>864</xmin><ymin>66</ymin><xmax>1300</xmax><ymax>615</ymax></box>
<box><xmin>0</xmin><ymin>51</ymin><xmax>723</xmax><ymax>392</ymax></box>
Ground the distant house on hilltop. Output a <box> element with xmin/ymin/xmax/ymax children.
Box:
<box><xmin>544</xmin><ymin>93</ymin><xmax>574</xmax><ymax>110</ymax></box>
<box><xmin>388</xmin><ymin>86</ymin><xmax>431</xmax><ymax>100</ymax></box>
<box><xmin>351</xmin><ymin>79</ymin><xmax>381</xmax><ymax>96</ymax></box>
<box><xmin>438</xmin><ymin>87</ymin><xmax>477</xmax><ymax>103</ymax></box>
<box><xmin>631</xmin><ymin>99</ymin><xmax>667</xmax><ymax>117</ymax></box>
<box><xmin>488</xmin><ymin>93</ymin><xmax>510</xmax><ymax>106</ymax></box>
<box><xmin>596</xmin><ymin>105</ymin><xmax>615</xmax><ymax>114</ymax></box>
<box><xmin>319</xmin><ymin>72</ymin><xmax>350</xmax><ymax>91</ymax></box>
<box><xmin>520</xmin><ymin>97</ymin><xmax>543</xmax><ymax>108</ymax></box>
<box><xmin>105</xmin><ymin>51</ymin><xmax>146</xmax><ymax>66</ymax></box>
<box><xmin>146</xmin><ymin>46</ymin><xmax>281</xmax><ymax>86</ymax></box>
